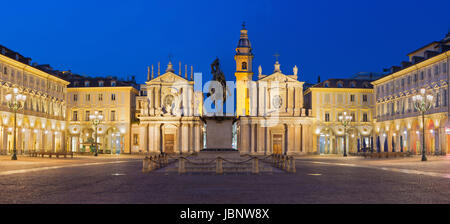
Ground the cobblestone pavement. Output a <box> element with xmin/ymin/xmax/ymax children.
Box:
<box><xmin>0</xmin><ymin>153</ymin><xmax>449</xmax><ymax>204</ymax></box>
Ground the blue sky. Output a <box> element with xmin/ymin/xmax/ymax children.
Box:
<box><xmin>1</xmin><ymin>0</ymin><xmax>449</xmax><ymax>85</ymax></box>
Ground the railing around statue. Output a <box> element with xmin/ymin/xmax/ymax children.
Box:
<box><xmin>142</xmin><ymin>154</ymin><xmax>172</xmax><ymax>173</ymax></box>
<box><xmin>142</xmin><ymin>153</ymin><xmax>296</xmax><ymax>174</ymax></box>
<box><xmin>264</xmin><ymin>154</ymin><xmax>296</xmax><ymax>173</ymax></box>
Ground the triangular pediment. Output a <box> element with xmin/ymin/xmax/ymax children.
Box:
<box><xmin>258</xmin><ymin>72</ymin><xmax>300</xmax><ymax>83</ymax></box>
<box><xmin>147</xmin><ymin>72</ymin><xmax>188</xmax><ymax>84</ymax></box>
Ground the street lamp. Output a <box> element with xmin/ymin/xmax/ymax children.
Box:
<box><xmin>412</xmin><ymin>88</ymin><xmax>433</xmax><ymax>161</ymax></box>
<box><xmin>338</xmin><ymin>111</ymin><xmax>352</xmax><ymax>157</ymax></box>
<box><xmin>89</xmin><ymin>111</ymin><xmax>103</xmax><ymax>156</ymax></box>
<box><xmin>5</xmin><ymin>88</ymin><xmax>27</xmax><ymax>160</ymax></box>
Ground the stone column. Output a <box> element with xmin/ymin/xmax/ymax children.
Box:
<box><xmin>189</xmin><ymin>123</ymin><xmax>193</xmax><ymax>152</ymax></box>
<box><xmin>294</xmin><ymin>87</ymin><xmax>301</xmax><ymax>116</ymax></box>
<box><xmin>61</xmin><ymin>131</ymin><xmax>66</xmax><ymax>152</ymax></box>
<box><xmin>147</xmin><ymin>125</ymin><xmax>153</xmax><ymax>152</ymax></box>
<box><xmin>301</xmin><ymin>125</ymin><xmax>306</xmax><ymax>153</ymax></box>
<box><xmin>288</xmin><ymin>85</ymin><xmax>294</xmax><ymax>114</ymax></box>
<box><xmin>240</xmin><ymin>121</ymin><xmax>250</xmax><ymax>154</ymax></box>
<box><xmin>155</xmin><ymin>124</ymin><xmax>161</xmax><ymax>154</ymax></box>
<box><xmin>287</xmin><ymin>124</ymin><xmax>295</xmax><ymax>155</ymax></box>
<box><xmin>249</xmin><ymin>123</ymin><xmax>256</xmax><ymax>154</ymax></box>
<box><xmin>1</xmin><ymin>127</ymin><xmax>5</xmax><ymax>153</ymax></box>
<box><xmin>265</xmin><ymin>127</ymin><xmax>270</xmax><ymax>154</ymax></box>
<box><xmin>181</xmin><ymin>123</ymin><xmax>189</xmax><ymax>153</ymax></box>
<box><xmin>51</xmin><ymin>132</ymin><xmax>55</xmax><ymax>152</ymax></box>
<box><xmin>256</xmin><ymin>124</ymin><xmax>265</xmax><ymax>154</ymax></box>
<box><xmin>149</xmin><ymin>87</ymin><xmax>154</xmax><ymax>116</ymax></box>
<box><xmin>156</xmin><ymin>87</ymin><xmax>161</xmax><ymax>112</ymax></box>
<box><xmin>294</xmin><ymin>125</ymin><xmax>300</xmax><ymax>153</ymax></box>
<box><xmin>199</xmin><ymin>123</ymin><xmax>203</xmax><ymax>152</ymax></box>
<box><xmin>42</xmin><ymin>130</ymin><xmax>46</xmax><ymax>152</ymax></box>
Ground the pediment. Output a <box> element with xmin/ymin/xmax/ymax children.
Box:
<box><xmin>147</xmin><ymin>72</ymin><xmax>188</xmax><ymax>84</ymax></box>
<box><xmin>258</xmin><ymin>72</ymin><xmax>300</xmax><ymax>84</ymax></box>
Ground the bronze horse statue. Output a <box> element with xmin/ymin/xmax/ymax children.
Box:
<box><xmin>208</xmin><ymin>58</ymin><xmax>228</xmax><ymax>103</ymax></box>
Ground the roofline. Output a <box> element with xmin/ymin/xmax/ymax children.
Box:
<box><xmin>406</xmin><ymin>41</ymin><xmax>439</xmax><ymax>57</ymax></box>
<box><xmin>0</xmin><ymin>54</ymin><xmax>70</xmax><ymax>85</ymax></box>
<box><xmin>371</xmin><ymin>50</ymin><xmax>450</xmax><ymax>85</ymax></box>
<box><xmin>67</xmin><ymin>86</ymin><xmax>139</xmax><ymax>93</ymax></box>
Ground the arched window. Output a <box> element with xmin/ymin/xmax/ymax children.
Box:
<box><xmin>242</xmin><ymin>62</ymin><xmax>247</xmax><ymax>70</ymax></box>
<box><xmin>337</xmin><ymin>81</ymin><xmax>344</xmax><ymax>88</ymax></box>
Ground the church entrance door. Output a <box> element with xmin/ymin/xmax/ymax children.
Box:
<box><xmin>273</xmin><ymin>134</ymin><xmax>283</xmax><ymax>154</ymax></box>
<box><xmin>164</xmin><ymin>134</ymin><xmax>175</xmax><ymax>154</ymax></box>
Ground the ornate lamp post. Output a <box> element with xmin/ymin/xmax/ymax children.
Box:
<box><xmin>338</xmin><ymin>111</ymin><xmax>352</xmax><ymax>157</ymax></box>
<box><xmin>89</xmin><ymin>111</ymin><xmax>103</xmax><ymax>156</ymax></box>
<box><xmin>412</xmin><ymin>88</ymin><xmax>433</xmax><ymax>161</ymax></box>
<box><xmin>5</xmin><ymin>88</ymin><xmax>27</xmax><ymax>160</ymax></box>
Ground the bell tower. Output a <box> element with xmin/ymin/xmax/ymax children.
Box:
<box><xmin>234</xmin><ymin>23</ymin><xmax>254</xmax><ymax>116</ymax></box>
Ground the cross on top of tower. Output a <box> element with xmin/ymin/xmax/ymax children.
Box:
<box><xmin>242</xmin><ymin>21</ymin><xmax>246</xmax><ymax>30</ymax></box>
<box><xmin>274</xmin><ymin>53</ymin><xmax>280</xmax><ymax>62</ymax></box>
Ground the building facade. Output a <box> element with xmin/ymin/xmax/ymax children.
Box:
<box><xmin>372</xmin><ymin>33</ymin><xmax>449</xmax><ymax>155</ymax></box>
<box><xmin>234</xmin><ymin>26</ymin><xmax>315</xmax><ymax>155</ymax></box>
<box><xmin>0</xmin><ymin>46</ymin><xmax>69</xmax><ymax>154</ymax></box>
<box><xmin>132</xmin><ymin>62</ymin><xmax>203</xmax><ymax>154</ymax></box>
<box><xmin>304</xmin><ymin>79</ymin><xmax>375</xmax><ymax>154</ymax></box>
<box><xmin>65</xmin><ymin>74</ymin><xmax>138</xmax><ymax>154</ymax></box>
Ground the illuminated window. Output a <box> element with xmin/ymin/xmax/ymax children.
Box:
<box><xmin>363</xmin><ymin>113</ymin><xmax>368</xmax><ymax>122</ymax></box>
<box><xmin>111</xmin><ymin>110</ymin><xmax>116</xmax><ymax>121</ymax></box>
<box><xmin>72</xmin><ymin>111</ymin><xmax>78</xmax><ymax>121</ymax></box>
<box><xmin>324</xmin><ymin>112</ymin><xmax>330</xmax><ymax>122</ymax></box>
<box><xmin>85</xmin><ymin>111</ymin><xmax>90</xmax><ymax>121</ymax></box>
<box><xmin>363</xmin><ymin>94</ymin><xmax>368</xmax><ymax>102</ymax></box>
<box><xmin>133</xmin><ymin>134</ymin><xmax>139</xmax><ymax>145</ymax></box>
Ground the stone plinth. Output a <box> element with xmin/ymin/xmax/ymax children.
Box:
<box><xmin>202</xmin><ymin>116</ymin><xmax>235</xmax><ymax>150</ymax></box>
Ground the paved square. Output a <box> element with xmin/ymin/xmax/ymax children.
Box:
<box><xmin>0</xmin><ymin>154</ymin><xmax>449</xmax><ymax>203</ymax></box>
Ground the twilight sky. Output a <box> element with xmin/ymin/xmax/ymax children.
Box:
<box><xmin>1</xmin><ymin>0</ymin><xmax>449</xmax><ymax>85</ymax></box>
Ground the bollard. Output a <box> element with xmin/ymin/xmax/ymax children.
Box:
<box><xmin>149</xmin><ymin>156</ymin><xmax>154</xmax><ymax>171</ymax></box>
<box><xmin>178</xmin><ymin>158</ymin><xmax>185</xmax><ymax>174</ymax></box>
<box><xmin>252</xmin><ymin>157</ymin><xmax>259</xmax><ymax>174</ymax></box>
<box><xmin>290</xmin><ymin>156</ymin><xmax>296</xmax><ymax>173</ymax></box>
<box><xmin>142</xmin><ymin>157</ymin><xmax>149</xmax><ymax>173</ymax></box>
<box><xmin>286</xmin><ymin>156</ymin><xmax>291</xmax><ymax>172</ymax></box>
<box><xmin>216</xmin><ymin>158</ymin><xmax>223</xmax><ymax>174</ymax></box>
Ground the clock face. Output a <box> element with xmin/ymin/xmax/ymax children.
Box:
<box><xmin>272</xmin><ymin>95</ymin><xmax>282</xmax><ymax>109</ymax></box>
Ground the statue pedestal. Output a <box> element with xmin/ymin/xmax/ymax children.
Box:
<box><xmin>202</xmin><ymin>116</ymin><xmax>236</xmax><ymax>151</ymax></box>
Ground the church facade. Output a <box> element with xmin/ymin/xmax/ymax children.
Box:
<box><xmin>132</xmin><ymin>61</ymin><xmax>204</xmax><ymax>154</ymax></box>
<box><xmin>234</xmin><ymin>26</ymin><xmax>315</xmax><ymax>155</ymax></box>
<box><xmin>131</xmin><ymin>25</ymin><xmax>316</xmax><ymax>155</ymax></box>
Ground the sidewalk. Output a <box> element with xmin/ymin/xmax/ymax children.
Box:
<box><xmin>0</xmin><ymin>154</ymin><xmax>144</xmax><ymax>173</ymax></box>
<box><xmin>296</xmin><ymin>154</ymin><xmax>450</xmax><ymax>175</ymax></box>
